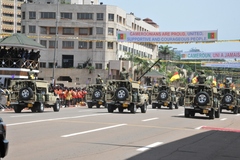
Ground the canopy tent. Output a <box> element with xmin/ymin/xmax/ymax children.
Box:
<box><xmin>0</xmin><ymin>33</ymin><xmax>45</xmax><ymax>49</ymax></box>
<box><xmin>143</xmin><ymin>70</ymin><xmax>165</xmax><ymax>78</ymax></box>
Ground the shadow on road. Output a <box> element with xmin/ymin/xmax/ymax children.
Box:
<box><xmin>127</xmin><ymin>130</ymin><xmax>240</xmax><ymax>160</ymax></box>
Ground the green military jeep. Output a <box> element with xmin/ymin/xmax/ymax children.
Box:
<box><xmin>86</xmin><ymin>84</ymin><xmax>106</xmax><ymax>108</ymax></box>
<box><xmin>8</xmin><ymin>79</ymin><xmax>60</xmax><ymax>113</ymax></box>
<box><xmin>218</xmin><ymin>87</ymin><xmax>240</xmax><ymax>114</ymax></box>
<box><xmin>151</xmin><ymin>84</ymin><xmax>178</xmax><ymax>109</ymax></box>
<box><xmin>184</xmin><ymin>83</ymin><xmax>220</xmax><ymax>119</ymax></box>
<box><xmin>105</xmin><ymin>80</ymin><xmax>148</xmax><ymax>113</ymax></box>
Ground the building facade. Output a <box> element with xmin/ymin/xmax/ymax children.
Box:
<box><xmin>0</xmin><ymin>0</ymin><xmax>24</xmax><ymax>37</ymax></box>
<box><xmin>20</xmin><ymin>1</ymin><xmax>159</xmax><ymax>85</ymax></box>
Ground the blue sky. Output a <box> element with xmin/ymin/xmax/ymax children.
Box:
<box><xmin>102</xmin><ymin>0</ymin><xmax>240</xmax><ymax>52</ymax></box>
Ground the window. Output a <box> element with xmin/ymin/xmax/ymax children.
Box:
<box><xmin>29</xmin><ymin>11</ymin><xmax>36</xmax><ymax>19</ymax></box>
<box><xmin>95</xmin><ymin>63</ymin><xmax>102</xmax><ymax>69</ymax></box>
<box><xmin>108</xmin><ymin>28</ymin><xmax>114</xmax><ymax>35</ymax></box>
<box><xmin>96</xmin><ymin>27</ymin><xmax>103</xmax><ymax>34</ymax></box>
<box><xmin>49</xmin><ymin>27</ymin><xmax>56</xmax><ymax>34</ymax></box>
<box><xmin>40</xmin><ymin>40</ymin><xmax>47</xmax><ymax>47</ymax></box>
<box><xmin>89</xmin><ymin>42</ymin><xmax>92</xmax><ymax>49</ymax></box>
<box><xmin>108</xmin><ymin>13</ymin><xmax>114</xmax><ymax>21</ymax></box>
<box><xmin>22</xmin><ymin>26</ymin><xmax>25</xmax><ymax>33</ymax></box>
<box><xmin>22</xmin><ymin>12</ymin><xmax>25</xmax><ymax>19</ymax></box>
<box><xmin>63</xmin><ymin>27</ymin><xmax>74</xmax><ymax>35</ymax></box>
<box><xmin>97</xmin><ymin>13</ymin><xmax>104</xmax><ymax>20</ymax></box>
<box><xmin>96</xmin><ymin>42</ymin><xmax>103</xmax><ymax>48</ymax></box>
<box><xmin>79</xmin><ymin>28</ymin><xmax>93</xmax><ymax>35</ymax></box>
<box><xmin>40</xmin><ymin>27</ymin><xmax>47</xmax><ymax>34</ymax></box>
<box><xmin>77</xmin><ymin>13</ymin><xmax>93</xmax><ymax>19</ymax></box>
<box><xmin>49</xmin><ymin>40</ymin><xmax>58</xmax><ymax>48</ymax></box>
<box><xmin>40</xmin><ymin>62</ymin><xmax>46</xmax><ymax>68</ymax></box>
<box><xmin>29</xmin><ymin>25</ymin><xmax>36</xmax><ymax>33</ymax></box>
<box><xmin>60</xmin><ymin>12</ymin><xmax>72</xmax><ymax>19</ymax></box>
<box><xmin>107</xmin><ymin>42</ymin><xmax>113</xmax><ymax>49</ymax></box>
<box><xmin>40</xmin><ymin>12</ymin><xmax>56</xmax><ymax>19</ymax></box>
<box><xmin>62</xmin><ymin>41</ymin><xmax>74</xmax><ymax>49</ymax></box>
<box><xmin>48</xmin><ymin>62</ymin><xmax>54</xmax><ymax>68</ymax></box>
<box><xmin>79</xmin><ymin>41</ymin><xmax>87</xmax><ymax>49</ymax></box>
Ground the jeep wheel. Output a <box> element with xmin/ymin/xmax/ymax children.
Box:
<box><xmin>14</xmin><ymin>105</ymin><xmax>23</xmax><ymax>113</ymax></box>
<box><xmin>158</xmin><ymin>91</ymin><xmax>168</xmax><ymax>101</ymax></box>
<box><xmin>141</xmin><ymin>102</ymin><xmax>147</xmax><ymax>113</ymax></box>
<box><xmin>118</xmin><ymin>107</ymin><xmax>124</xmax><ymax>113</ymax></box>
<box><xmin>92</xmin><ymin>90</ymin><xmax>103</xmax><ymax>99</ymax></box>
<box><xmin>31</xmin><ymin>106</ymin><xmax>37</xmax><ymax>112</ymax></box>
<box><xmin>87</xmin><ymin>102</ymin><xmax>93</xmax><ymax>108</ymax></box>
<box><xmin>209</xmin><ymin>108</ymin><xmax>215</xmax><ymax>119</ymax></box>
<box><xmin>19</xmin><ymin>87</ymin><xmax>33</xmax><ymax>100</ymax></box>
<box><xmin>152</xmin><ymin>103</ymin><xmax>157</xmax><ymax>109</ymax></box>
<box><xmin>107</xmin><ymin>104</ymin><xmax>114</xmax><ymax>113</ymax></box>
<box><xmin>130</xmin><ymin>104</ymin><xmax>137</xmax><ymax>113</ymax></box>
<box><xmin>53</xmin><ymin>100</ymin><xmax>60</xmax><ymax>112</ymax></box>
<box><xmin>195</xmin><ymin>91</ymin><xmax>210</xmax><ymax>106</ymax></box>
<box><xmin>233</xmin><ymin>106</ymin><xmax>238</xmax><ymax>114</ymax></box>
<box><xmin>168</xmin><ymin>102</ymin><xmax>173</xmax><ymax>109</ymax></box>
<box><xmin>184</xmin><ymin>109</ymin><xmax>190</xmax><ymax>117</ymax></box>
<box><xmin>115</xmin><ymin>87</ymin><xmax>129</xmax><ymax>101</ymax></box>
<box><xmin>215</xmin><ymin>108</ymin><xmax>220</xmax><ymax>118</ymax></box>
<box><xmin>36</xmin><ymin>102</ymin><xmax>44</xmax><ymax>113</ymax></box>
<box><xmin>223</xmin><ymin>94</ymin><xmax>233</xmax><ymax>104</ymax></box>
<box><xmin>238</xmin><ymin>108</ymin><xmax>240</xmax><ymax>113</ymax></box>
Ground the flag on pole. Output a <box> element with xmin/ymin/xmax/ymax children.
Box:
<box><xmin>170</xmin><ymin>72</ymin><xmax>180</xmax><ymax>82</ymax></box>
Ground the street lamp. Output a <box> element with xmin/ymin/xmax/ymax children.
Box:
<box><xmin>131</xmin><ymin>17</ymin><xmax>141</xmax><ymax>80</ymax></box>
<box><xmin>52</xmin><ymin>0</ymin><xmax>59</xmax><ymax>85</ymax></box>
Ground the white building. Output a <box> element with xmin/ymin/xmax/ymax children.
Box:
<box><xmin>20</xmin><ymin>0</ymin><xmax>159</xmax><ymax>84</ymax></box>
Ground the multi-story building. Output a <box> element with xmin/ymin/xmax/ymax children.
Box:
<box><xmin>20</xmin><ymin>0</ymin><xmax>159</xmax><ymax>85</ymax></box>
<box><xmin>0</xmin><ymin>0</ymin><xmax>24</xmax><ymax>37</ymax></box>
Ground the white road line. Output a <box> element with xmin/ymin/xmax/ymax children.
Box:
<box><xmin>236</xmin><ymin>114</ymin><xmax>240</xmax><ymax>116</ymax></box>
<box><xmin>11</xmin><ymin>114</ymin><xmax>34</xmax><ymax>118</ymax></box>
<box><xmin>195</xmin><ymin>126</ymin><xmax>203</xmax><ymax>130</ymax></box>
<box><xmin>61</xmin><ymin>124</ymin><xmax>127</xmax><ymax>138</ymax></box>
<box><xmin>137</xmin><ymin>142</ymin><xmax>163</xmax><ymax>152</ymax></box>
<box><xmin>142</xmin><ymin>117</ymin><xmax>159</xmax><ymax>122</ymax></box>
<box><xmin>7</xmin><ymin>113</ymin><xmax>109</xmax><ymax>126</ymax></box>
<box><xmin>220</xmin><ymin>118</ymin><xmax>227</xmax><ymax>121</ymax></box>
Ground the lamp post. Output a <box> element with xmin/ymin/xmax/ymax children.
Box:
<box><xmin>131</xmin><ymin>17</ymin><xmax>141</xmax><ymax>80</ymax></box>
<box><xmin>52</xmin><ymin>0</ymin><xmax>59</xmax><ymax>85</ymax></box>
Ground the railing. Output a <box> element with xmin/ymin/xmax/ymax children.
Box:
<box><xmin>0</xmin><ymin>58</ymin><xmax>39</xmax><ymax>70</ymax></box>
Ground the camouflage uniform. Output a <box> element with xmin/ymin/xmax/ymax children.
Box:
<box><xmin>96</xmin><ymin>74</ymin><xmax>103</xmax><ymax>84</ymax></box>
<box><xmin>120</xmin><ymin>67</ymin><xmax>129</xmax><ymax>80</ymax></box>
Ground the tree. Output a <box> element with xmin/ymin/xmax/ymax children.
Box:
<box><xmin>158</xmin><ymin>45</ymin><xmax>174</xmax><ymax>72</ymax></box>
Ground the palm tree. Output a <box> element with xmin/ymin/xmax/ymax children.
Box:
<box><xmin>158</xmin><ymin>45</ymin><xmax>174</xmax><ymax>72</ymax></box>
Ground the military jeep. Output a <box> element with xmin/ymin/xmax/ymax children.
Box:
<box><xmin>218</xmin><ymin>87</ymin><xmax>240</xmax><ymax>114</ymax></box>
<box><xmin>86</xmin><ymin>84</ymin><xmax>106</xmax><ymax>108</ymax></box>
<box><xmin>105</xmin><ymin>80</ymin><xmax>148</xmax><ymax>113</ymax></box>
<box><xmin>151</xmin><ymin>84</ymin><xmax>178</xmax><ymax>109</ymax></box>
<box><xmin>183</xmin><ymin>83</ymin><xmax>220</xmax><ymax>119</ymax></box>
<box><xmin>8</xmin><ymin>79</ymin><xmax>60</xmax><ymax>113</ymax></box>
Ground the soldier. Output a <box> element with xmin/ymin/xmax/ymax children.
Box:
<box><xmin>96</xmin><ymin>74</ymin><xmax>103</xmax><ymax>84</ymax></box>
<box><xmin>224</xmin><ymin>78</ymin><xmax>231</xmax><ymax>88</ymax></box>
<box><xmin>28</xmin><ymin>67</ymin><xmax>35</xmax><ymax>79</ymax></box>
<box><xmin>197</xmin><ymin>70</ymin><xmax>206</xmax><ymax>84</ymax></box>
<box><xmin>120</xmin><ymin>67</ymin><xmax>129</xmax><ymax>80</ymax></box>
<box><xmin>160</xmin><ymin>76</ymin><xmax>167</xmax><ymax>85</ymax></box>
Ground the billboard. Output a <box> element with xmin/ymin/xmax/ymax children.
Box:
<box><xmin>117</xmin><ymin>30</ymin><xmax>217</xmax><ymax>43</ymax></box>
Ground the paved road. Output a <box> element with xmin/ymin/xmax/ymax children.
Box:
<box><xmin>1</xmin><ymin>106</ymin><xmax>240</xmax><ymax>160</ymax></box>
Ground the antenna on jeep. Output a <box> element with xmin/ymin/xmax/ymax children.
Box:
<box><xmin>137</xmin><ymin>58</ymin><xmax>162</xmax><ymax>81</ymax></box>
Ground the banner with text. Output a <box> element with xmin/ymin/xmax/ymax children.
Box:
<box><xmin>181</xmin><ymin>51</ymin><xmax>240</xmax><ymax>60</ymax></box>
<box><xmin>201</xmin><ymin>61</ymin><xmax>240</xmax><ymax>68</ymax></box>
<box><xmin>117</xmin><ymin>30</ymin><xmax>217</xmax><ymax>43</ymax></box>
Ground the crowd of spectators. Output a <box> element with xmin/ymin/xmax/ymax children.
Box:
<box><xmin>0</xmin><ymin>46</ymin><xmax>40</xmax><ymax>68</ymax></box>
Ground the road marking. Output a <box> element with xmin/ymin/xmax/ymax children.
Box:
<box><xmin>195</xmin><ymin>126</ymin><xmax>204</xmax><ymax>130</ymax></box>
<box><xmin>236</xmin><ymin>114</ymin><xmax>240</xmax><ymax>116</ymax></box>
<box><xmin>61</xmin><ymin>124</ymin><xmax>127</xmax><ymax>137</ymax></box>
<box><xmin>7</xmin><ymin>113</ymin><xmax>109</xmax><ymax>126</ymax></box>
<box><xmin>137</xmin><ymin>142</ymin><xmax>163</xmax><ymax>152</ymax></box>
<box><xmin>11</xmin><ymin>114</ymin><xmax>34</xmax><ymax>118</ymax></box>
<box><xmin>142</xmin><ymin>117</ymin><xmax>159</xmax><ymax>122</ymax></box>
<box><xmin>220</xmin><ymin>118</ymin><xmax>227</xmax><ymax>121</ymax></box>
